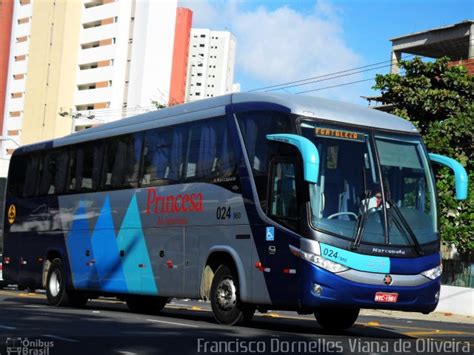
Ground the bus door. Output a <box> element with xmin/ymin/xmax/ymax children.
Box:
<box><xmin>263</xmin><ymin>156</ymin><xmax>301</xmax><ymax>305</ymax></box>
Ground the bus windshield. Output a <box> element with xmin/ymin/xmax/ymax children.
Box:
<box><xmin>300</xmin><ymin>120</ymin><xmax>437</xmax><ymax>247</ymax></box>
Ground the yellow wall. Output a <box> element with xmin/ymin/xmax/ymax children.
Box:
<box><xmin>21</xmin><ymin>0</ymin><xmax>82</xmax><ymax>145</ymax></box>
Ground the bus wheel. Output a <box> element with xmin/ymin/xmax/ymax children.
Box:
<box><xmin>210</xmin><ymin>265</ymin><xmax>247</xmax><ymax>325</ymax></box>
<box><xmin>314</xmin><ymin>307</ymin><xmax>359</xmax><ymax>331</ymax></box>
<box><xmin>46</xmin><ymin>258</ymin><xmax>88</xmax><ymax>308</ymax></box>
<box><xmin>125</xmin><ymin>295</ymin><xmax>167</xmax><ymax>314</ymax></box>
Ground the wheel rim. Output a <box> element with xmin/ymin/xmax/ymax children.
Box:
<box><xmin>216</xmin><ymin>277</ymin><xmax>237</xmax><ymax>311</ymax></box>
<box><xmin>49</xmin><ymin>270</ymin><xmax>61</xmax><ymax>297</ymax></box>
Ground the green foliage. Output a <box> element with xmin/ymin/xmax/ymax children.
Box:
<box><xmin>373</xmin><ymin>57</ymin><xmax>474</xmax><ymax>253</ymax></box>
<box><xmin>151</xmin><ymin>100</ymin><xmax>167</xmax><ymax>110</ymax></box>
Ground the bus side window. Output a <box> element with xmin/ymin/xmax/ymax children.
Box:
<box><xmin>102</xmin><ymin>133</ymin><xmax>142</xmax><ymax>190</ymax></box>
<box><xmin>71</xmin><ymin>144</ymin><xmax>103</xmax><ymax>192</ymax></box>
<box><xmin>142</xmin><ymin>128</ymin><xmax>172</xmax><ymax>186</ymax></box>
<box><xmin>237</xmin><ymin>111</ymin><xmax>294</xmax><ymax>211</ymax></box>
<box><xmin>37</xmin><ymin>149</ymin><xmax>69</xmax><ymax>196</ymax></box>
<box><xmin>184</xmin><ymin>117</ymin><xmax>236</xmax><ymax>183</ymax></box>
<box><xmin>23</xmin><ymin>155</ymin><xmax>40</xmax><ymax>197</ymax></box>
<box><xmin>7</xmin><ymin>155</ymin><xmax>27</xmax><ymax>197</ymax></box>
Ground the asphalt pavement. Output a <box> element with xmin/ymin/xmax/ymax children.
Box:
<box><xmin>0</xmin><ymin>288</ymin><xmax>472</xmax><ymax>355</ymax></box>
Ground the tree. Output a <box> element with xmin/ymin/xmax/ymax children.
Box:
<box><xmin>373</xmin><ymin>57</ymin><xmax>473</xmax><ymax>253</ymax></box>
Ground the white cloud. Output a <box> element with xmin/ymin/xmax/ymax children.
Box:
<box><xmin>179</xmin><ymin>0</ymin><xmax>369</xmax><ymax>103</ymax></box>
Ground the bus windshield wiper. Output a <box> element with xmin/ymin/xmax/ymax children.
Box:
<box><xmin>351</xmin><ymin>168</ymin><xmax>370</xmax><ymax>251</ymax></box>
<box><xmin>385</xmin><ymin>199</ymin><xmax>424</xmax><ymax>256</ymax></box>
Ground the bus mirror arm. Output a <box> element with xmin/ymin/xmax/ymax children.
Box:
<box><xmin>266</xmin><ymin>134</ymin><xmax>319</xmax><ymax>184</ymax></box>
<box><xmin>429</xmin><ymin>153</ymin><xmax>468</xmax><ymax>200</ymax></box>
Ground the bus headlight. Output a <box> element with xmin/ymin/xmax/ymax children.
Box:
<box><xmin>421</xmin><ymin>265</ymin><xmax>442</xmax><ymax>280</ymax></box>
<box><xmin>289</xmin><ymin>245</ymin><xmax>348</xmax><ymax>273</ymax></box>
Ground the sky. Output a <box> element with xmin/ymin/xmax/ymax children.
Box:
<box><xmin>178</xmin><ymin>0</ymin><xmax>473</xmax><ymax>105</ymax></box>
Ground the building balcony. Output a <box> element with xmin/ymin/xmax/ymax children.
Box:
<box><xmin>80</xmin><ymin>23</ymin><xmax>118</xmax><ymax>45</ymax></box>
<box><xmin>82</xmin><ymin>2</ymin><xmax>118</xmax><ymax>24</ymax></box>
<box><xmin>78</xmin><ymin>45</ymin><xmax>115</xmax><ymax>65</ymax></box>
<box><xmin>74</xmin><ymin>87</ymin><xmax>112</xmax><ymax>105</ymax></box>
<box><xmin>77</xmin><ymin>66</ymin><xmax>114</xmax><ymax>85</ymax></box>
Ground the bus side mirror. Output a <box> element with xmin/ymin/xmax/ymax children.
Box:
<box><xmin>429</xmin><ymin>153</ymin><xmax>468</xmax><ymax>200</ymax></box>
<box><xmin>266</xmin><ymin>133</ymin><xmax>319</xmax><ymax>184</ymax></box>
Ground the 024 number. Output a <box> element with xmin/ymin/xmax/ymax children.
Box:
<box><xmin>216</xmin><ymin>206</ymin><xmax>231</xmax><ymax>220</ymax></box>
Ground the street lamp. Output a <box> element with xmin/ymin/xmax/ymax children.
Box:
<box><xmin>0</xmin><ymin>136</ymin><xmax>20</xmax><ymax>147</ymax></box>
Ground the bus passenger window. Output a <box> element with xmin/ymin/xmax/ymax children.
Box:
<box><xmin>103</xmin><ymin>134</ymin><xmax>142</xmax><ymax>190</ymax></box>
<box><xmin>7</xmin><ymin>155</ymin><xmax>27</xmax><ymax>197</ymax></box>
<box><xmin>142</xmin><ymin>129</ymin><xmax>172</xmax><ymax>186</ymax></box>
<box><xmin>23</xmin><ymin>155</ymin><xmax>39</xmax><ymax>197</ymax></box>
<box><xmin>71</xmin><ymin>144</ymin><xmax>103</xmax><ymax>192</ymax></box>
<box><xmin>168</xmin><ymin>126</ymin><xmax>188</xmax><ymax>182</ymax></box>
<box><xmin>38</xmin><ymin>150</ymin><xmax>69</xmax><ymax>195</ymax></box>
<box><xmin>185</xmin><ymin>118</ymin><xmax>235</xmax><ymax>181</ymax></box>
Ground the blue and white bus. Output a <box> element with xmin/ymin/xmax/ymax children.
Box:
<box><xmin>3</xmin><ymin>93</ymin><xmax>468</xmax><ymax>330</ymax></box>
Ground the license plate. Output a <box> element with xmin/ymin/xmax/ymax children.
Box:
<box><xmin>375</xmin><ymin>292</ymin><xmax>398</xmax><ymax>303</ymax></box>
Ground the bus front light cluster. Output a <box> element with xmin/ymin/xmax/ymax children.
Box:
<box><xmin>421</xmin><ymin>265</ymin><xmax>442</xmax><ymax>280</ymax></box>
<box><xmin>289</xmin><ymin>245</ymin><xmax>348</xmax><ymax>273</ymax></box>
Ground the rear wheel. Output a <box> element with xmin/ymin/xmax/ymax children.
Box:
<box><xmin>210</xmin><ymin>265</ymin><xmax>251</xmax><ymax>325</ymax></box>
<box><xmin>314</xmin><ymin>307</ymin><xmax>359</xmax><ymax>331</ymax></box>
<box><xmin>46</xmin><ymin>258</ymin><xmax>88</xmax><ymax>308</ymax></box>
<box><xmin>126</xmin><ymin>295</ymin><xmax>167</xmax><ymax>314</ymax></box>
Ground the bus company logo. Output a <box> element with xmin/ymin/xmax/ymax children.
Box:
<box><xmin>146</xmin><ymin>188</ymin><xmax>204</xmax><ymax>215</ymax></box>
<box><xmin>7</xmin><ymin>204</ymin><xmax>16</xmax><ymax>224</ymax></box>
<box><xmin>5</xmin><ymin>337</ymin><xmax>54</xmax><ymax>355</ymax></box>
<box><xmin>383</xmin><ymin>274</ymin><xmax>393</xmax><ymax>286</ymax></box>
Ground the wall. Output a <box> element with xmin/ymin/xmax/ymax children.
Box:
<box><xmin>21</xmin><ymin>0</ymin><xmax>82</xmax><ymax>145</ymax></box>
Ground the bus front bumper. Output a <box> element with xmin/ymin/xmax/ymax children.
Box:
<box><xmin>300</xmin><ymin>262</ymin><xmax>440</xmax><ymax>314</ymax></box>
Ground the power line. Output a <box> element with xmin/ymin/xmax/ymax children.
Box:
<box><xmin>295</xmin><ymin>77</ymin><xmax>376</xmax><ymax>95</ymax></box>
<box><xmin>247</xmin><ymin>54</ymin><xmax>415</xmax><ymax>93</ymax></box>
<box><xmin>248</xmin><ymin>40</ymin><xmax>473</xmax><ymax>94</ymax></box>
<box><xmin>294</xmin><ymin>42</ymin><xmax>474</xmax><ymax>95</ymax></box>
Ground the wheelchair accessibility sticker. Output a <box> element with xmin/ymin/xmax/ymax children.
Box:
<box><xmin>266</xmin><ymin>227</ymin><xmax>275</xmax><ymax>241</ymax></box>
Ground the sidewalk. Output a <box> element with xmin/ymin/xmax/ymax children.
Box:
<box><xmin>360</xmin><ymin>309</ymin><xmax>473</xmax><ymax>324</ymax></box>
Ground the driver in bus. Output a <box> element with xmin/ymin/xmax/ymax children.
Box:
<box><xmin>360</xmin><ymin>188</ymin><xmax>384</xmax><ymax>212</ymax></box>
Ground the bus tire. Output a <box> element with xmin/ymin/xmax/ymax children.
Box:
<box><xmin>314</xmin><ymin>307</ymin><xmax>359</xmax><ymax>331</ymax></box>
<box><xmin>125</xmin><ymin>295</ymin><xmax>167</xmax><ymax>314</ymax></box>
<box><xmin>210</xmin><ymin>265</ymin><xmax>248</xmax><ymax>325</ymax></box>
<box><xmin>46</xmin><ymin>258</ymin><xmax>88</xmax><ymax>308</ymax></box>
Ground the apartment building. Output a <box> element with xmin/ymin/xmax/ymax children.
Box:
<box><xmin>186</xmin><ymin>29</ymin><xmax>236</xmax><ymax>102</ymax></box>
<box><xmin>1</xmin><ymin>0</ymin><xmax>190</xmax><ymax>164</ymax></box>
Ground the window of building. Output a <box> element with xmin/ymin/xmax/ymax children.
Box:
<box><xmin>82</xmin><ymin>20</ymin><xmax>101</xmax><ymax>29</ymax></box>
<box><xmin>84</xmin><ymin>0</ymin><xmax>103</xmax><ymax>8</ymax></box>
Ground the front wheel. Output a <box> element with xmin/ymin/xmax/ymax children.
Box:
<box><xmin>314</xmin><ymin>307</ymin><xmax>359</xmax><ymax>331</ymax></box>
<box><xmin>210</xmin><ymin>265</ymin><xmax>250</xmax><ymax>325</ymax></box>
<box><xmin>46</xmin><ymin>258</ymin><xmax>88</xmax><ymax>308</ymax></box>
